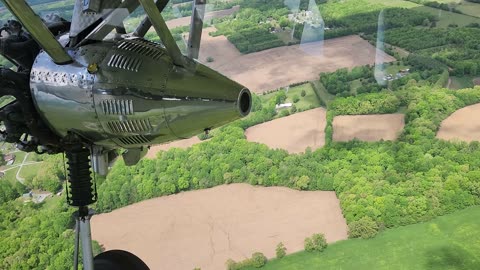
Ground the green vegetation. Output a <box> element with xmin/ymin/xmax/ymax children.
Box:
<box><xmin>304</xmin><ymin>233</ymin><xmax>328</xmax><ymax>252</ymax></box>
<box><xmin>0</xmin><ymin>199</ymin><xmax>102</xmax><ymax>270</ymax></box>
<box><xmin>227</xmin><ymin>252</ymin><xmax>268</xmax><ymax>270</ymax></box>
<box><xmin>276</xmin><ymin>243</ymin><xmax>287</xmax><ymax>259</ymax></box>
<box><xmin>96</xmin><ymin>85</ymin><xmax>480</xmax><ymax>238</ymax></box>
<box><xmin>384</xmin><ymin>27</ymin><xmax>480</xmax><ymax>76</ymax></box>
<box><xmin>348</xmin><ymin>216</ymin><xmax>380</xmax><ymax>239</ymax></box>
<box><xmin>320</xmin><ymin>66</ymin><xmax>386</xmax><ymax>96</ymax></box>
<box><xmin>243</xmin><ymin>206</ymin><xmax>480</xmax><ymax>270</ymax></box>
<box><xmin>450</xmin><ymin>76</ymin><xmax>476</xmax><ymax>89</ymax></box>
<box><xmin>2</xmin><ymin>1</ymin><xmax>480</xmax><ymax>269</ymax></box>
<box><xmin>330</xmin><ymin>92</ymin><xmax>401</xmax><ymax>115</ymax></box>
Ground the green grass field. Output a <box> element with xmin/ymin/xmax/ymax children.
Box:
<box><xmin>18</xmin><ymin>163</ymin><xmax>43</xmax><ymax>181</ymax></box>
<box><xmin>2</xmin><ymin>167</ymin><xmax>19</xmax><ymax>185</ymax></box>
<box><xmin>285</xmin><ymin>84</ymin><xmax>322</xmax><ymax>110</ymax></box>
<box><xmin>244</xmin><ymin>206</ymin><xmax>480</xmax><ymax>270</ymax></box>
<box><xmin>260</xmin><ymin>83</ymin><xmax>322</xmax><ymax>111</ymax></box>
<box><xmin>11</xmin><ymin>151</ymin><xmax>27</xmax><ymax>166</ymax></box>
<box><xmin>385</xmin><ymin>63</ymin><xmax>410</xmax><ymax>76</ymax></box>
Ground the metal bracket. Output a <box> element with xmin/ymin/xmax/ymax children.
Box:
<box><xmin>138</xmin><ymin>0</ymin><xmax>186</xmax><ymax>67</ymax></box>
<box><xmin>133</xmin><ymin>0</ymin><xmax>170</xmax><ymax>38</ymax></box>
<box><xmin>187</xmin><ymin>0</ymin><xmax>206</xmax><ymax>59</ymax></box>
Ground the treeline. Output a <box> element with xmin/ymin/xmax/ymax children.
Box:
<box><xmin>294</xmin><ymin>6</ymin><xmax>434</xmax><ymax>42</ymax></box>
<box><xmin>329</xmin><ymin>92</ymin><xmax>400</xmax><ymax>115</ymax></box>
<box><xmin>213</xmin><ymin>5</ymin><xmax>289</xmax><ymax>53</ymax></box>
<box><xmin>96</xmin><ymin>84</ymin><xmax>480</xmax><ymax>236</ymax></box>
<box><xmin>320</xmin><ymin>66</ymin><xmax>386</xmax><ymax>96</ymax></box>
<box><xmin>0</xmin><ymin>201</ymin><xmax>75</xmax><ymax>269</ymax></box>
<box><xmin>228</xmin><ymin>27</ymin><xmax>284</xmax><ymax>53</ymax></box>
<box><xmin>385</xmin><ymin>27</ymin><xmax>480</xmax><ymax>76</ymax></box>
<box><xmin>0</xmin><ymin>180</ymin><xmax>25</xmax><ymax>205</ymax></box>
<box><xmin>404</xmin><ymin>0</ymin><xmax>463</xmax><ymax>14</ymax></box>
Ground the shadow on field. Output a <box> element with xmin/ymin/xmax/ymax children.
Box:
<box><xmin>425</xmin><ymin>245</ymin><xmax>480</xmax><ymax>270</ymax></box>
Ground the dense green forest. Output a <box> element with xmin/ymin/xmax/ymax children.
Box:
<box><xmin>96</xmin><ymin>85</ymin><xmax>480</xmax><ymax>233</ymax></box>
<box><xmin>1</xmin><ymin>0</ymin><xmax>480</xmax><ymax>269</ymax></box>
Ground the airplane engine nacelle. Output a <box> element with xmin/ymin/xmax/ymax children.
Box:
<box><xmin>30</xmin><ymin>37</ymin><xmax>251</xmax><ymax>152</ymax></box>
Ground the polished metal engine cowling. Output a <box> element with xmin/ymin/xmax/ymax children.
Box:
<box><xmin>30</xmin><ymin>37</ymin><xmax>251</xmax><ymax>150</ymax></box>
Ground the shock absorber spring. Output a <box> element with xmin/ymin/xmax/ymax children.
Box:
<box><xmin>66</xmin><ymin>147</ymin><xmax>97</xmax><ymax>207</ymax></box>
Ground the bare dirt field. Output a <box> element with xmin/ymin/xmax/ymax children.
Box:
<box><xmin>198</xmin><ymin>28</ymin><xmax>396</xmax><ymax>93</ymax></box>
<box><xmin>333</xmin><ymin>114</ymin><xmax>405</xmax><ymax>142</ymax></box>
<box><xmin>91</xmin><ymin>184</ymin><xmax>347</xmax><ymax>270</ymax></box>
<box><xmin>145</xmin><ymin>137</ymin><xmax>202</xmax><ymax>159</ymax></box>
<box><xmin>245</xmin><ymin>108</ymin><xmax>327</xmax><ymax>153</ymax></box>
<box><xmin>437</xmin><ymin>103</ymin><xmax>480</xmax><ymax>142</ymax></box>
<box><xmin>166</xmin><ymin>6</ymin><xmax>240</xmax><ymax>29</ymax></box>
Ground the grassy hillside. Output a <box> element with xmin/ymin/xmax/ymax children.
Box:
<box><xmin>245</xmin><ymin>206</ymin><xmax>480</xmax><ymax>270</ymax></box>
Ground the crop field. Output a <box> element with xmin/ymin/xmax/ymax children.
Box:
<box><xmin>332</xmin><ymin>114</ymin><xmax>405</xmax><ymax>142</ymax></box>
<box><xmin>245</xmin><ymin>108</ymin><xmax>327</xmax><ymax>153</ymax></box>
<box><xmin>200</xmin><ymin>28</ymin><xmax>395</xmax><ymax>93</ymax></box>
<box><xmin>244</xmin><ymin>206</ymin><xmax>480</xmax><ymax>270</ymax></box>
<box><xmin>145</xmin><ymin>136</ymin><xmax>203</xmax><ymax>159</ymax></box>
<box><xmin>437</xmin><ymin>103</ymin><xmax>480</xmax><ymax>142</ymax></box>
<box><xmin>91</xmin><ymin>184</ymin><xmax>348</xmax><ymax>270</ymax></box>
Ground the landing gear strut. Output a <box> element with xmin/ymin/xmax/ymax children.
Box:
<box><xmin>66</xmin><ymin>147</ymin><xmax>149</xmax><ymax>270</ymax></box>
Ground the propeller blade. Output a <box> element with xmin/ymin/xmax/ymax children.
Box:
<box><xmin>0</xmin><ymin>0</ymin><xmax>72</xmax><ymax>64</ymax></box>
<box><xmin>299</xmin><ymin>0</ymin><xmax>324</xmax><ymax>56</ymax></box>
<box><xmin>138</xmin><ymin>0</ymin><xmax>186</xmax><ymax>67</ymax></box>
<box><xmin>187</xmin><ymin>0</ymin><xmax>207</xmax><ymax>59</ymax></box>
<box><xmin>374</xmin><ymin>9</ymin><xmax>387</xmax><ymax>86</ymax></box>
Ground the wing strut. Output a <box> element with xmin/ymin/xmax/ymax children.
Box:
<box><xmin>187</xmin><ymin>0</ymin><xmax>206</xmax><ymax>59</ymax></box>
<box><xmin>138</xmin><ymin>0</ymin><xmax>186</xmax><ymax>67</ymax></box>
<box><xmin>0</xmin><ymin>0</ymin><xmax>72</xmax><ymax>64</ymax></box>
<box><xmin>133</xmin><ymin>0</ymin><xmax>170</xmax><ymax>37</ymax></box>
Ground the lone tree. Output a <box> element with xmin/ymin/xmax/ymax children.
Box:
<box><xmin>305</xmin><ymin>233</ymin><xmax>328</xmax><ymax>252</ymax></box>
<box><xmin>251</xmin><ymin>252</ymin><xmax>267</xmax><ymax>268</ymax></box>
<box><xmin>276</xmin><ymin>242</ymin><xmax>287</xmax><ymax>259</ymax></box>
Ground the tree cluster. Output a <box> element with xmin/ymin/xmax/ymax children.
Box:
<box><xmin>226</xmin><ymin>252</ymin><xmax>267</xmax><ymax>270</ymax></box>
<box><xmin>385</xmin><ymin>27</ymin><xmax>480</xmax><ymax>76</ymax></box>
<box><xmin>329</xmin><ymin>92</ymin><xmax>401</xmax><ymax>115</ymax></box>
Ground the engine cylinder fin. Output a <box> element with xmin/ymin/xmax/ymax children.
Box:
<box><xmin>107</xmin><ymin>54</ymin><xmax>142</xmax><ymax>72</ymax></box>
<box><xmin>106</xmin><ymin>119</ymin><xmax>152</xmax><ymax>134</ymax></box>
<box><xmin>116</xmin><ymin>39</ymin><xmax>166</xmax><ymax>61</ymax></box>
<box><xmin>116</xmin><ymin>135</ymin><xmax>150</xmax><ymax>146</ymax></box>
<box><xmin>101</xmin><ymin>100</ymin><xmax>134</xmax><ymax>115</ymax></box>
